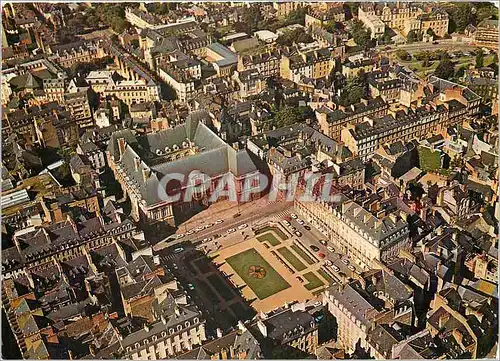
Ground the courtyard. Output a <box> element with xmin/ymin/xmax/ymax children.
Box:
<box><xmin>211</xmin><ymin>223</ymin><xmax>336</xmax><ymax>312</ymax></box>
<box><xmin>226</xmin><ymin>248</ymin><xmax>291</xmax><ymax>300</ymax></box>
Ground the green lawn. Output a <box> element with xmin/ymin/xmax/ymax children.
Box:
<box><xmin>226</xmin><ymin>249</ymin><xmax>291</xmax><ymax>300</ymax></box>
<box><xmin>255</xmin><ymin>226</ymin><xmax>288</xmax><ymax>240</ymax></box>
<box><xmin>401</xmin><ymin>54</ymin><xmax>494</xmax><ymax>78</ymax></box>
<box><xmin>418</xmin><ymin>146</ymin><xmax>441</xmax><ymax>171</ymax></box>
<box><xmin>303</xmin><ymin>272</ymin><xmax>325</xmax><ymax>291</ymax></box>
<box><xmin>291</xmin><ymin>244</ymin><xmax>316</xmax><ymax>265</ymax></box>
<box><xmin>318</xmin><ymin>269</ymin><xmax>335</xmax><ymax>285</ymax></box>
<box><xmin>207</xmin><ymin>274</ymin><xmax>235</xmax><ymax>302</ymax></box>
<box><xmin>277</xmin><ymin>247</ymin><xmax>307</xmax><ymax>272</ymax></box>
<box><xmin>256</xmin><ymin>232</ymin><xmax>281</xmax><ymax>247</ymax></box>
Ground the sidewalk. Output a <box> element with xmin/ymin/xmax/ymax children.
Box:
<box><xmin>180</xmin><ymin>198</ymin><xmax>292</xmax><ymax>231</ymax></box>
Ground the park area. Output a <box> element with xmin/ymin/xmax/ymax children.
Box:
<box><xmin>226</xmin><ymin>248</ymin><xmax>291</xmax><ymax>300</ymax></box>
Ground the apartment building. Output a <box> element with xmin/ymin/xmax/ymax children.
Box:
<box><xmin>281</xmin><ymin>48</ymin><xmax>334</xmax><ymax>83</ymax></box>
<box><xmin>125</xmin><ymin>7</ymin><xmax>160</xmax><ymax>29</ymax></box>
<box><xmin>158</xmin><ymin>61</ymin><xmax>199</xmax><ymax>102</ymax></box>
<box><xmin>63</xmin><ymin>90</ymin><xmax>93</xmax><ymax>128</ymax></box>
<box><xmin>305</xmin><ymin>6</ymin><xmax>346</xmax><ymax>28</ymax></box>
<box><xmin>104</xmin><ymin>79</ymin><xmax>160</xmax><ymax>107</ymax></box>
<box><xmin>323</xmin><ymin>270</ymin><xmax>414</xmax><ymax>352</ymax></box>
<box><xmin>341</xmin><ymin>100</ymin><xmax>469</xmax><ymax>160</ymax></box>
<box><xmin>342</xmin><ymin>58</ymin><xmax>377</xmax><ymax>79</ymax></box>
<box><xmin>359</xmin><ymin>3</ymin><xmax>448</xmax><ymax>38</ymax></box>
<box><xmin>295</xmin><ymin>194</ymin><xmax>411</xmax><ymax>269</ymax></box>
<box><xmin>237</xmin><ymin>51</ymin><xmax>281</xmax><ymax>78</ymax></box>
<box><xmin>474</xmin><ymin>19</ymin><xmax>499</xmax><ymax>49</ymax></box>
<box><xmin>48</xmin><ymin>40</ymin><xmax>106</xmax><ymax>69</ymax></box>
<box><xmin>316</xmin><ymin>97</ymin><xmax>388</xmax><ymax>140</ymax></box>
<box><xmin>273</xmin><ymin>1</ymin><xmax>302</xmax><ymax>17</ymax></box>
<box><xmin>418</xmin><ymin>9</ymin><xmax>449</xmax><ymax>38</ymax></box>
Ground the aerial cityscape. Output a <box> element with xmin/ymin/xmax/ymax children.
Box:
<box><xmin>1</xmin><ymin>1</ymin><xmax>498</xmax><ymax>359</ymax></box>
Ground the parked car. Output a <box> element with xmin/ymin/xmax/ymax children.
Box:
<box><xmin>341</xmin><ymin>258</ymin><xmax>349</xmax><ymax>265</ymax></box>
<box><xmin>320</xmin><ymin>240</ymin><xmax>328</xmax><ymax>246</ymax></box>
<box><xmin>215</xmin><ymin>219</ymin><xmax>224</xmax><ymax>224</ymax></box>
<box><xmin>327</xmin><ymin>246</ymin><xmax>335</xmax><ymax>253</ymax></box>
<box><xmin>187</xmin><ymin>283</ymin><xmax>195</xmax><ymax>290</ymax></box>
<box><xmin>304</xmin><ymin>225</ymin><xmax>311</xmax><ymax>230</ymax></box>
<box><xmin>202</xmin><ymin>237</ymin><xmax>212</xmax><ymax>243</ymax></box>
<box><xmin>227</xmin><ymin>228</ymin><xmax>236</xmax><ymax>234</ymax></box>
<box><xmin>348</xmin><ymin>265</ymin><xmax>356</xmax><ymax>272</ymax></box>
<box><xmin>325</xmin><ymin>260</ymin><xmax>333</xmax><ymax>266</ymax></box>
<box><xmin>296</xmin><ymin>276</ymin><xmax>304</xmax><ymax>283</ymax></box>
<box><xmin>313</xmin><ymin>301</ymin><xmax>322</xmax><ymax>307</ymax></box>
<box><xmin>186</xmin><ymin>230</ymin><xmax>195</xmax><ymax>235</ymax></box>
<box><xmin>318</xmin><ymin>252</ymin><xmax>326</xmax><ymax>258</ymax></box>
<box><xmin>174</xmin><ymin>247</ymin><xmax>184</xmax><ymax>254</ymax></box>
<box><xmin>310</xmin><ymin>245</ymin><xmax>320</xmax><ymax>252</ymax></box>
<box><xmin>331</xmin><ymin>265</ymin><xmax>340</xmax><ymax>272</ymax></box>
<box><xmin>297</xmin><ymin>219</ymin><xmax>304</xmax><ymax>225</ymax></box>
<box><xmin>176</xmin><ymin>234</ymin><xmax>185</xmax><ymax>239</ymax></box>
<box><xmin>295</xmin><ymin>231</ymin><xmax>302</xmax><ymax>237</ymax></box>
<box><xmin>172</xmin><ymin>263</ymin><xmax>179</xmax><ymax>270</ymax></box>
<box><xmin>290</xmin><ymin>213</ymin><xmax>298</xmax><ymax>219</ymax></box>
<box><xmin>283</xmin><ymin>220</ymin><xmax>291</xmax><ymax>226</ymax></box>
<box><xmin>238</xmin><ymin>224</ymin><xmax>248</xmax><ymax>230</ymax></box>
<box><xmin>204</xmin><ymin>223</ymin><xmax>214</xmax><ymax>229</ymax></box>
<box><xmin>195</xmin><ymin>226</ymin><xmax>205</xmax><ymax>232</ymax></box>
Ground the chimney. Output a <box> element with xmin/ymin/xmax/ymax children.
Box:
<box><xmin>453</xmin><ymin>329</ymin><xmax>463</xmax><ymax>345</ymax></box>
<box><xmin>161</xmin><ymin>315</ymin><xmax>167</xmax><ymax>325</ymax></box>
<box><xmin>420</xmin><ymin>207</ymin><xmax>427</xmax><ymax>222</ymax></box>
<box><xmin>142</xmin><ymin>168</ymin><xmax>150</xmax><ymax>183</ymax></box>
<box><xmin>51</xmin><ymin>204</ymin><xmax>64</xmax><ymax>223</ymax></box>
<box><xmin>134</xmin><ymin>157</ymin><xmax>140</xmax><ymax>171</ymax></box>
<box><xmin>216</xmin><ymin>328</ymin><xmax>223</xmax><ymax>338</ymax></box>
<box><xmin>237</xmin><ymin>320</ymin><xmax>247</xmax><ymax>332</ymax></box>
<box><xmin>144</xmin><ymin>324</ymin><xmax>150</xmax><ymax>332</ymax></box>
<box><xmin>117</xmin><ymin>137</ymin><xmax>126</xmax><ymax>159</ymax></box>
<box><xmin>438</xmin><ymin>312</ymin><xmax>450</xmax><ymax>328</ymax></box>
<box><xmin>153</xmin><ymin>255</ymin><xmax>160</xmax><ymax>265</ymax></box>
<box><xmin>257</xmin><ymin>320</ymin><xmax>267</xmax><ymax>337</ymax></box>
<box><xmin>364</xmin><ymin>213</ymin><xmax>372</xmax><ymax>224</ymax></box>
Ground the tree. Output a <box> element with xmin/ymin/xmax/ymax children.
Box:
<box><xmin>454</xmin><ymin>65</ymin><xmax>467</xmax><ymax>79</ymax></box>
<box><xmin>339</xmin><ymin>77</ymin><xmax>365</xmax><ymax>106</ymax></box>
<box><xmin>241</xmin><ymin>4</ymin><xmax>262</xmax><ymax>34</ymax></box>
<box><xmin>276</xmin><ymin>28</ymin><xmax>313</xmax><ymax>46</ymax></box>
<box><xmin>475</xmin><ymin>49</ymin><xmax>484</xmax><ymax>68</ymax></box>
<box><xmin>350</xmin><ymin>20</ymin><xmax>371</xmax><ymax>48</ymax></box>
<box><xmin>448</xmin><ymin>3</ymin><xmax>474</xmax><ymax>33</ymax></box>
<box><xmin>407</xmin><ymin>29</ymin><xmax>418</xmax><ymax>43</ymax></box>
<box><xmin>434</xmin><ymin>59</ymin><xmax>455</xmax><ymax>80</ymax></box>
<box><xmin>426</xmin><ymin>28</ymin><xmax>436</xmax><ymax>37</ymax></box>
<box><xmin>272</xmin><ymin>106</ymin><xmax>311</xmax><ymax>128</ymax></box>
<box><xmin>396</xmin><ymin>50</ymin><xmax>411</xmax><ymax>61</ymax></box>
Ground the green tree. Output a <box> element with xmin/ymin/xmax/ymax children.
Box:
<box><xmin>339</xmin><ymin>77</ymin><xmax>365</xmax><ymax>106</ymax></box>
<box><xmin>272</xmin><ymin>106</ymin><xmax>312</xmax><ymax>128</ymax></box>
<box><xmin>475</xmin><ymin>49</ymin><xmax>484</xmax><ymax>68</ymax></box>
<box><xmin>241</xmin><ymin>4</ymin><xmax>262</xmax><ymax>34</ymax></box>
<box><xmin>350</xmin><ymin>20</ymin><xmax>371</xmax><ymax>48</ymax></box>
<box><xmin>407</xmin><ymin>30</ymin><xmax>418</xmax><ymax>43</ymax></box>
<box><xmin>426</xmin><ymin>28</ymin><xmax>436</xmax><ymax>37</ymax></box>
<box><xmin>396</xmin><ymin>50</ymin><xmax>411</xmax><ymax>61</ymax></box>
<box><xmin>448</xmin><ymin>3</ymin><xmax>474</xmax><ymax>33</ymax></box>
<box><xmin>434</xmin><ymin>59</ymin><xmax>455</xmax><ymax>80</ymax></box>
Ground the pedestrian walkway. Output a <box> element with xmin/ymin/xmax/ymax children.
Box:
<box><xmin>272</xmin><ymin>209</ymin><xmax>291</xmax><ymax>220</ymax></box>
